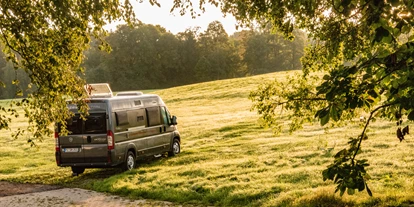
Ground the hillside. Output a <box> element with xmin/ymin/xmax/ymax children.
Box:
<box><xmin>1</xmin><ymin>71</ymin><xmax>414</xmax><ymax>207</ymax></box>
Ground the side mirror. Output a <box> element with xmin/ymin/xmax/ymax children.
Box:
<box><xmin>171</xmin><ymin>116</ymin><xmax>178</xmax><ymax>125</ymax></box>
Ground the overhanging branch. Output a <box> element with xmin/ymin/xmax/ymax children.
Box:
<box><xmin>351</xmin><ymin>102</ymin><xmax>397</xmax><ymax>165</ymax></box>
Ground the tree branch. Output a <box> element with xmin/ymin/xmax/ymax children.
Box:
<box><xmin>277</xmin><ymin>97</ymin><xmax>326</xmax><ymax>105</ymax></box>
<box><xmin>351</xmin><ymin>102</ymin><xmax>397</xmax><ymax>166</ymax></box>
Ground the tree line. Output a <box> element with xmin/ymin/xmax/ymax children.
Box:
<box><xmin>0</xmin><ymin>21</ymin><xmax>306</xmax><ymax>98</ymax></box>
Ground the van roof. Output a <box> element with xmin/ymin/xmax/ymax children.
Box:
<box><xmin>116</xmin><ymin>91</ymin><xmax>144</xmax><ymax>96</ymax></box>
<box><xmin>88</xmin><ymin>93</ymin><xmax>159</xmax><ymax>101</ymax></box>
<box><xmin>67</xmin><ymin>94</ymin><xmax>165</xmax><ymax>112</ymax></box>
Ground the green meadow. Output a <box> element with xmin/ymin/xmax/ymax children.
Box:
<box><xmin>1</xmin><ymin>71</ymin><xmax>414</xmax><ymax>206</ymax></box>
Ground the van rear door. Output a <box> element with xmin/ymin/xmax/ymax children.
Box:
<box><xmin>59</xmin><ymin>113</ymin><xmax>108</xmax><ymax>164</ymax></box>
<box><xmin>59</xmin><ymin>115</ymin><xmax>85</xmax><ymax>163</ymax></box>
<box><xmin>83</xmin><ymin>113</ymin><xmax>108</xmax><ymax>163</ymax></box>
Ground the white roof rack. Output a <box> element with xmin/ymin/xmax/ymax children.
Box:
<box><xmin>84</xmin><ymin>83</ymin><xmax>113</xmax><ymax>98</ymax></box>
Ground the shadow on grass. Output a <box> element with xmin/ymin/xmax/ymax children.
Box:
<box><xmin>216</xmin><ymin>122</ymin><xmax>263</xmax><ymax>139</ymax></box>
<box><xmin>291</xmin><ymin>194</ymin><xmax>356</xmax><ymax>207</ymax></box>
<box><xmin>91</xmin><ymin>179</ymin><xmax>284</xmax><ymax>207</ymax></box>
<box><xmin>4</xmin><ymin>155</ymin><xmax>169</xmax><ymax>189</ymax></box>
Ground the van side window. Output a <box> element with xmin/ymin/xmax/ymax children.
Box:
<box><xmin>160</xmin><ymin>107</ymin><xmax>171</xmax><ymax>125</ymax></box>
<box><xmin>128</xmin><ymin>109</ymin><xmax>146</xmax><ymax>127</ymax></box>
<box><xmin>115</xmin><ymin>111</ymin><xmax>129</xmax><ymax>126</ymax></box>
<box><xmin>146</xmin><ymin>107</ymin><xmax>161</xmax><ymax>127</ymax></box>
<box><xmin>136</xmin><ymin>109</ymin><xmax>147</xmax><ymax>127</ymax></box>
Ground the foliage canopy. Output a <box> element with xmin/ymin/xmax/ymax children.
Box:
<box><xmin>0</xmin><ymin>0</ymin><xmax>305</xmax><ymax>142</ymax></box>
<box><xmin>171</xmin><ymin>0</ymin><xmax>414</xmax><ymax>196</ymax></box>
<box><xmin>0</xmin><ymin>0</ymin><xmax>135</xmax><ymax>142</ymax></box>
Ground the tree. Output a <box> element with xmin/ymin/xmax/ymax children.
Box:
<box><xmin>243</xmin><ymin>32</ymin><xmax>272</xmax><ymax>74</ymax></box>
<box><xmin>196</xmin><ymin>21</ymin><xmax>240</xmax><ymax>81</ymax></box>
<box><xmin>176</xmin><ymin>27</ymin><xmax>202</xmax><ymax>85</ymax></box>
<box><xmin>172</xmin><ymin>0</ymin><xmax>414</xmax><ymax>196</ymax></box>
<box><xmin>0</xmin><ymin>0</ymin><xmax>135</xmax><ymax>142</ymax></box>
<box><xmin>283</xmin><ymin>29</ymin><xmax>306</xmax><ymax>70</ymax></box>
<box><xmin>83</xmin><ymin>38</ymin><xmax>110</xmax><ymax>84</ymax></box>
<box><xmin>230</xmin><ymin>30</ymin><xmax>254</xmax><ymax>76</ymax></box>
<box><xmin>0</xmin><ymin>53</ymin><xmax>7</xmax><ymax>99</ymax></box>
<box><xmin>243</xmin><ymin>30</ymin><xmax>300</xmax><ymax>74</ymax></box>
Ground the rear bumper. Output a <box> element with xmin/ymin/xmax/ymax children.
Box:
<box><xmin>55</xmin><ymin>151</ymin><xmax>119</xmax><ymax>168</ymax></box>
<box><xmin>58</xmin><ymin>162</ymin><xmax>118</xmax><ymax>167</ymax></box>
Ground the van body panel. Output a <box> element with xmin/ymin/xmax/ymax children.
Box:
<box><xmin>56</xmin><ymin>94</ymin><xmax>180</xmax><ymax>170</ymax></box>
<box><xmin>59</xmin><ymin>134</ymin><xmax>84</xmax><ymax>164</ymax></box>
<box><xmin>83</xmin><ymin>134</ymin><xmax>108</xmax><ymax>163</ymax></box>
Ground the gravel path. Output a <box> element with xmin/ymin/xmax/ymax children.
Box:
<box><xmin>0</xmin><ymin>181</ymin><xmax>185</xmax><ymax>207</ymax></box>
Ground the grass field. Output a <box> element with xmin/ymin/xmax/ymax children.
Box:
<box><xmin>1</xmin><ymin>71</ymin><xmax>414</xmax><ymax>206</ymax></box>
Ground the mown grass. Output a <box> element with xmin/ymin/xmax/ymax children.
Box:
<box><xmin>1</xmin><ymin>71</ymin><xmax>414</xmax><ymax>206</ymax></box>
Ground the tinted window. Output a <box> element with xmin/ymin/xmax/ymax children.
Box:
<box><xmin>115</xmin><ymin>111</ymin><xmax>129</xmax><ymax>126</ymax></box>
<box><xmin>66</xmin><ymin>116</ymin><xmax>82</xmax><ymax>135</ymax></box>
<box><xmin>161</xmin><ymin>107</ymin><xmax>171</xmax><ymax>125</ymax></box>
<box><xmin>131</xmin><ymin>109</ymin><xmax>146</xmax><ymax>127</ymax></box>
<box><xmin>146</xmin><ymin>107</ymin><xmax>161</xmax><ymax>127</ymax></box>
<box><xmin>84</xmin><ymin>113</ymin><xmax>106</xmax><ymax>134</ymax></box>
<box><xmin>63</xmin><ymin>113</ymin><xmax>106</xmax><ymax>135</ymax></box>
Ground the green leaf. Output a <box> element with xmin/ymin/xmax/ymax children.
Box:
<box><xmin>322</xmin><ymin>169</ymin><xmax>329</xmax><ymax>181</ymax></box>
<box><xmin>339</xmin><ymin>186</ymin><xmax>346</xmax><ymax>196</ymax></box>
<box><xmin>374</xmin><ymin>27</ymin><xmax>391</xmax><ymax>43</ymax></box>
<box><xmin>347</xmin><ymin>188</ymin><xmax>355</xmax><ymax>195</ymax></box>
<box><xmin>389</xmin><ymin>0</ymin><xmax>400</xmax><ymax>7</ymax></box>
<box><xmin>408</xmin><ymin>110</ymin><xmax>414</xmax><ymax>120</ymax></box>
<box><xmin>16</xmin><ymin>90</ymin><xmax>23</xmax><ymax>97</ymax></box>
<box><xmin>317</xmin><ymin>107</ymin><xmax>330</xmax><ymax>126</ymax></box>
<box><xmin>320</xmin><ymin>111</ymin><xmax>330</xmax><ymax>126</ymax></box>
<box><xmin>334</xmin><ymin>149</ymin><xmax>347</xmax><ymax>158</ymax></box>
<box><xmin>330</xmin><ymin>106</ymin><xmax>341</xmax><ymax>121</ymax></box>
<box><xmin>12</xmin><ymin>79</ymin><xmax>20</xmax><ymax>85</ymax></box>
<box><xmin>366</xmin><ymin>183</ymin><xmax>373</xmax><ymax>196</ymax></box>
<box><xmin>358</xmin><ymin>181</ymin><xmax>365</xmax><ymax>191</ymax></box>
<box><xmin>402</xmin><ymin>25</ymin><xmax>411</xmax><ymax>34</ymax></box>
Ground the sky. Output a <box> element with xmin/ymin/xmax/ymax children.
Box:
<box><xmin>105</xmin><ymin>1</ymin><xmax>240</xmax><ymax>35</ymax></box>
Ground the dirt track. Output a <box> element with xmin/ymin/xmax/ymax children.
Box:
<box><xmin>0</xmin><ymin>181</ymin><xmax>185</xmax><ymax>207</ymax></box>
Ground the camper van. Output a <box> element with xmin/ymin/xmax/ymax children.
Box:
<box><xmin>55</xmin><ymin>84</ymin><xmax>181</xmax><ymax>175</ymax></box>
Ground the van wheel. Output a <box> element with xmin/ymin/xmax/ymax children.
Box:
<box><xmin>71</xmin><ymin>167</ymin><xmax>85</xmax><ymax>174</ymax></box>
<box><xmin>122</xmin><ymin>151</ymin><xmax>136</xmax><ymax>171</ymax></box>
<box><xmin>168</xmin><ymin>139</ymin><xmax>180</xmax><ymax>156</ymax></box>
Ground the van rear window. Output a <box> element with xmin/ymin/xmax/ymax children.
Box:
<box><xmin>64</xmin><ymin>113</ymin><xmax>106</xmax><ymax>135</ymax></box>
<box><xmin>84</xmin><ymin>114</ymin><xmax>106</xmax><ymax>134</ymax></box>
<box><xmin>66</xmin><ymin>116</ymin><xmax>82</xmax><ymax>134</ymax></box>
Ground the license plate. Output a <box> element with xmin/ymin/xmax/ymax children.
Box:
<box><xmin>62</xmin><ymin>148</ymin><xmax>81</xmax><ymax>153</ymax></box>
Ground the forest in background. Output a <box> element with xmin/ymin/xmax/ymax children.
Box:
<box><xmin>0</xmin><ymin>20</ymin><xmax>306</xmax><ymax>98</ymax></box>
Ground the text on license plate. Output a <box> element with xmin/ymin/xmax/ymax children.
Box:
<box><xmin>62</xmin><ymin>148</ymin><xmax>81</xmax><ymax>153</ymax></box>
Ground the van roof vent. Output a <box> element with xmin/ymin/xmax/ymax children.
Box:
<box><xmin>116</xmin><ymin>91</ymin><xmax>143</xmax><ymax>96</ymax></box>
<box><xmin>85</xmin><ymin>83</ymin><xmax>113</xmax><ymax>98</ymax></box>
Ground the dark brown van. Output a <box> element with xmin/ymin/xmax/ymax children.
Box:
<box><xmin>55</xmin><ymin>84</ymin><xmax>180</xmax><ymax>175</ymax></box>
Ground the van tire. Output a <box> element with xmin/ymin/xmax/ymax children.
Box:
<box><xmin>71</xmin><ymin>167</ymin><xmax>85</xmax><ymax>174</ymax></box>
<box><xmin>122</xmin><ymin>151</ymin><xmax>136</xmax><ymax>171</ymax></box>
<box><xmin>168</xmin><ymin>138</ymin><xmax>180</xmax><ymax>156</ymax></box>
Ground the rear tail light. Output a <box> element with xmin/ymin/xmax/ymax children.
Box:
<box><xmin>54</xmin><ymin>131</ymin><xmax>60</xmax><ymax>165</ymax></box>
<box><xmin>54</xmin><ymin>132</ymin><xmax>60</xmax><ymax>152</ymax></box>
<box><xmin>107</xmin><ymin>130</ymin><xmax>114</xmax><ymax>150</ymax></box>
